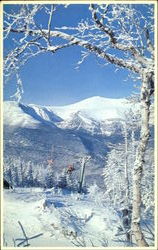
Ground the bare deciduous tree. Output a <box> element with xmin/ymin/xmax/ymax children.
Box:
<box><xmin>3</xmin><ymin>3</ymin><xmax>155</xmax><ymax>246</ymax></box>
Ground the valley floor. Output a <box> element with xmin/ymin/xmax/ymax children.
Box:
<box><xmin>3</xmin><ymin>188</ymin><xmax>122</xmax><ymax>247</ymax></box>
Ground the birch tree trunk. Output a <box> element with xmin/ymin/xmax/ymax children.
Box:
<box><xmin>124</xmin><ymin>123</ymin><xmax>130</xmax><ymax>206</ymax></box>
<box><xmin>131</xmin><ymin>73</ymin><xmax>152</xmax><ymax>247</ymax></box>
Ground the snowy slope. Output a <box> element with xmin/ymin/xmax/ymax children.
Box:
<box><xmin>3</xmin><ymin>188</ymin><xmax>121</xmax><ymax>247</ymax></box>
<box><xmin>51</xmin><ymin>96</ymin><xmax>134</xmax><ymax>121</ymax></box>
<box><xmin>3</xmin><ymin>101</ymin><xmax>62</xmax><ymax>128</ymax></box>
<box><xmin>3</xmin><ymin>101</ymin><xmax>40</xmax><ymax>128</ymax></box>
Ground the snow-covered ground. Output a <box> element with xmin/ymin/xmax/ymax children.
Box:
<box><xmin>3</xmin><ymin>188</ymin><xmax>123</xmax><ymax>247</ymax></box>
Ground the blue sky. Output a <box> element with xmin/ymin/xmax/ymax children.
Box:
<box><xmin>3</xmin><ymin>4</ymin><xmax>143</xmax><ymax>106</ymax></box>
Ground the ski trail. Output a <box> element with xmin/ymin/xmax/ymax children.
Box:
<box><xmin>3</xmin><ymin>188</ymin><xmax>121</xmax><ymax>247</ymax></box>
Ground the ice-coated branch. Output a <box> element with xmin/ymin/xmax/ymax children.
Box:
<box><xmin>4</xmin><ymin>4</ymin><xmax>154</xmax><ymax>87</ymax></box>
<box><xmin>47</xmin><ymin>5</ymin><xmax>56</xmax><ymax>45</ymax></box>
<box><xmin>90</xmin><ymin>4</ymin><xmax>116</xmax><ymax>44</ymax></box>
<box><xmin>90</xmin><ymin>4</ymin><xmax>152</xmax><ymax>67</ymax></box>
<box><xmin>145</xmin><ymin>28</ymin><xmax>154</xmax><ymax>57</ymax></box>
<box><xmin>5</xmin><ymin>28</ymin><xmax>141</xmax><ymax>74</ymax></box>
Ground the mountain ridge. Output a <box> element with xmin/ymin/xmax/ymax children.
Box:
<box><xmin>4</xmin><ymin>96</ymin><xmax>139</xmax><ymax>132</ymax></box>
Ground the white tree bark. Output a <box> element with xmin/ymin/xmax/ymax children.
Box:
<box><xmin>131</xmin><ymin>73</ymin><xmax>152</xmax><ymax>247</ymax></box>
<box><xmin>123</xmin><ymin>123</ymin><xmax>130</xmax><ymax>206</ymax></box>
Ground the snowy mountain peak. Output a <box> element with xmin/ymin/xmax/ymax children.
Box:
<box><xmin>3</xmin><ymin>97</ymin><xmax>139</xmax><ymax>132</ymax></box>
<box><xmin>51</xmin><ymin>96</ymin><xmax>134</xmax><ymax>121</ymax></box>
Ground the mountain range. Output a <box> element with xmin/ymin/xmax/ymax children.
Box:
<box><xmin>4</xmin><ymin>96</ymin><xmax>140</xmax><ymax>133</ymax></box>
<box><xmin>3</xmin><ymin>96</ymin><xmax>153</xmax><ymax>187</ymax></box>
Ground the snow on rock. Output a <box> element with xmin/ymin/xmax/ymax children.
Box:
<box><xmin>57</xmin><ymin>110</ymin><xmax>101</xmax><ymax>134</ymax></box>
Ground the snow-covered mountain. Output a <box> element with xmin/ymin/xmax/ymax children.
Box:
<box><xmin>3</xmin><ymin>96</ymin><xmax>153</xmax><ymax>188</ymax></box>
<box><xmin>3</xmin><ymin>96</ymin><xmax>139</xmax><ymax>135</ymax></box>
<box><xmin>50</xmin><ymin>96</ymin><xmax>133</xmax><ymax>121</ymax></box>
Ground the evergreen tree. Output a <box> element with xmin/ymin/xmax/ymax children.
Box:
<box><xmin>57</xmin><ymin>169</ymin><xmax>68</xmax><ymax>189</ymax></box>
<box><xmin>24</xmin><ymin>161</ymin><xmax>34</xmax><ymax>187</ymax></box>
<box><xmin>45</xmin><ymin>164</ymin><xmax>55</xmax><ymax>188</ymax></box>
<box><xmin>11</xmin><ymin>166</ymin><xmax>19</xmax><ymax>187</ymax></box>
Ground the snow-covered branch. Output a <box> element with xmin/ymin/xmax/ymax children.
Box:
<box><xmin>90</xmin><ymin>4</ymin><xmax>153</xmax><ymax>67</ymax></box>
<box><xmin>4</xmin><ymin>4</ymin><xmax>154</xmax><ymax>89</ymax></box>
<box><xmin>4</xmin><ymin>28</ymin><xmax>142</xmax><ymax>75</ymax></box>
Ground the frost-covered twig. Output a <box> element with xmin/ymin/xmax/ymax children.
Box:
<box><xmin>71</xmin><ymin>236</ymin><xmax>86</xmax><ymax>247</ymax></box>
<box><xmin>71</xmin><ymin>236</ymin><xmax>97</xmax><ymax>247</ymax></box>
<box><xmin>99</xmin><ymin>233</ymin><xmax>109</xmax><ymax>247</ymax></box>
<box><xmin>142</xmin><ymin>221</ymin><xmax>154</xmax><ymax>240</ymax></box>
